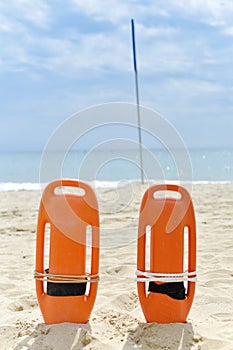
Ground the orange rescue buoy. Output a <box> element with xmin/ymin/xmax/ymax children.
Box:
<box><xmin>34</xmin><ymin>179</ymin><xmax>100</xmax><ymax>324</ymax></box>
<box><xmin>136</xmin><ymin>184</ymin><xmax>196</xmax><ymax>323</ymax></box>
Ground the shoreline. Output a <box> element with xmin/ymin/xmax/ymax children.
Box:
<box><xmin>0</xmin><ymin>179</ymin><xmax>233</xmax><ymax>193</ymax></box>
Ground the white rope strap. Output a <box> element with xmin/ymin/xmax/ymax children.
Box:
<box><xmin>34</xmin><ymin>271</ymin><xmax>100</xmax><ymax>283</ymax></box>
<box><xmin>136</xmin><ymin>269</ymin><xmax>197</xmax><ymax>282</ymax></box>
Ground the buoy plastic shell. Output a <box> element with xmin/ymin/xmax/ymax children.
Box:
<box><xmin>137</xmin><ymin>184</ymin><xmax>196</xmax><ymax>323</ymax></box>
<box><xmin>35</xmin><ymin>179</ymin><xmax>100</xmax><ymax>324</ymax></box>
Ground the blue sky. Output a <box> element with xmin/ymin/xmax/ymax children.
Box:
<box><xmin>0</xmin><ymin>0</ymin><xmax>232</xmax><ymax>151</ymax></box>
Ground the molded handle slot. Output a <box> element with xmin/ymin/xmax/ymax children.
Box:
<box><xmin>54</xmin><ymin>186</ymin><xmax>86</xmax><ymax>196</ymax></box>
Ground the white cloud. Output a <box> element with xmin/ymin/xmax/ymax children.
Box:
<box><xmin>70</xmin><ymin>0</ymin><xmax>143</xmax><ymax>23</ymax></box>
<box><xmin>0</xmin><ymin>0</ymin><xmax>52</xmax><ymax>72</ymax></box>
<box><xmin>168</xmin><ymin>0</ymin><xmax>233</xmax><ymax>27</ymax></box>
<box><xmin>224</xmin><ymin>26</ymin><xmax>233</xmax><ymax>36</ymax></box>
<box><xmin>0</xmin><ymin>1</ymin><xmax>233</xmax><ymax>117</ymax></box>
<box><xmin>0</xmin><ymin>18</ymin><xmax>14</xmax><ymax>33</ymax></box>
<box><xmin>1</xmin><ymin>0</ymin><xmax>232</xmax><ymax>77</ymax></box>
<box><xmin>70</xmin><ymin>0</ymin><xmax>233</xmax><ymax>31</ymax></box>
<box><xmin>0</xmin><ymin>0</ymin><xmax>50</xmax><ymax>29</ymax></box>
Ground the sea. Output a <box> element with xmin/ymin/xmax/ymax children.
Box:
<box><xmin>0</xmin><ymin>148</ymin><xmax>232</xmax><ymax>191</ymax></box>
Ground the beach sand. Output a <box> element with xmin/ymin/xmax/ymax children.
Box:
<box><xmin>0</xmin><ymin>183</ymin><xmax>233</xmax><ymax>349</ymax></box>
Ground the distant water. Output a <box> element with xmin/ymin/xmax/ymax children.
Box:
<box><xmin>0</xmin><ymin>148</ymin><xmax>232</xmax><ymax>191</ymax></box>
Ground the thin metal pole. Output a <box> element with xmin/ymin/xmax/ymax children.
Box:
<box><xmin>131</xmin><ymin>19</ymin><xmax>144</xmax><ymax>184</ymax></box>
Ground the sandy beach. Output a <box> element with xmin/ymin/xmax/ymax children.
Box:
<box><xmin>0</xmin><ymin>182</ymin><xmax>233</xmax><ymax>350</ymax></box>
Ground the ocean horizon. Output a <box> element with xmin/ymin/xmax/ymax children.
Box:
<box><xmin>0</xmin><ymin>147</ymin><xmax>232</xmax><ymax>191</ymax></box>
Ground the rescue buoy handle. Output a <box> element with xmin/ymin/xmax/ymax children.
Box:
<box><xmin>150</xmin><ymin>184</ymin><xmax>189</xmax><ymax>201</ymax></box>
<box><xmin>44</xmin><ymin>179</ymin><xmax>94</xmax><ymax>202</ymax></box>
